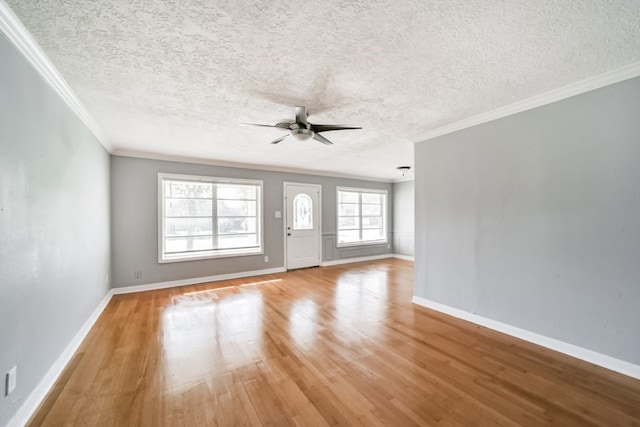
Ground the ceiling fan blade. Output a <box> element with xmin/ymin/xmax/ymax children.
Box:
<box><xmin>311</xmin><ymin>124</ymin><xmax>362</xmax><ymax>133</ymax></box>
<box><xmin>241</xmin><ymin>123</ymin><xmax>284</xmax><ymax>128</ymax></box>
<box><xmin>275</xmin><ymin>122</ymin><xmax>293</xmax><ymax>129</ymax></box>
<box><xmin>312</xmin><ymin>133</ymin><xmax>334</xmax><ymax>145</ymax></box>
<box><xmin>295</xmin><ymin>106</ymin><xmax>308</xmax><ymax>126</ymax></box>
<box><xmin>270</xmin><ymin>134</ymin><xmax>290</xmax><ymax>144</ymax></box>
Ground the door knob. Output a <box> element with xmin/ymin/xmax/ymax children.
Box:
<box><xmin>287</xmin><ymin>233</ymin><xmax>291</xmax><ymax>236</ymax></box>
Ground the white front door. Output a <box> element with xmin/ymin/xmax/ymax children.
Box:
<box><xmin>285</xmin><ymin>183</ymin><xmax>321</xmax><ymax>270</ymax></box>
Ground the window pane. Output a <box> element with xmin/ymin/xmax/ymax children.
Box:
<box><xmin>218</xmin><ymin>184</ymin><xmax>257</xmax><ymax>200</ymax></box>
<box><xmin>339</xmin><ymin>216</ymin><xmax>359</xmax><ymax>230</ymax></box>
<box><xmin>165</xmin><ymin>217</ymin><xmax>212</xmax><ymax>237</ymax></box>
<box><xmin>362</xmin><ymin>216</ymin><xmax>381</xmax><ymax>229</ymax></box>
<box><xmin>218</xmin><ymin>217</ymin><xmax>257</xmax><ymax>234</ymax></box>
<box><xmin>293</xmin><ymin>194</ymin><xmax>313</xmax><ymax>230</ymax></box>
<box><xmin>165</xmin><ymin>198</ymin><xmax>212</xmax><ymax>217</ymax></box>
<box><xmin>338</xmin><ymin>229</ymin><xmax>360</xmax><ymax>243</ymax></box>
<box><xmin>339</xmin><ymin>191</ymin><xmax>359</xmax><ymax>203</ymax></box>
<box><xmin>339</xmin><ymin>203</ymin><xmax>359</xmax><ymax>216</ymax></box>
<box><xmin>361</xmin><ymin>193</ymin><xmax>382</xmax><ymax>204</ymax></box>
<box><xmin>362</xmin><ymin>229</ymin><xmax>384</xmax><ymax>241</ymax></box>
<box><xmin>337</xmin><ymin>187</ymin><xmax>387</xmax><ymax>246</ymax></box>
<box><xmin>218</xmin><ymin>234</ymin><xmax>258</xmax><ymax>249</ymax></box>
<box><xmin>362</xmin><ymin>204</ymin><xmax>381</xmax><ymax>216</ymax></box>
<box><xmin>165</xmin><ymin>181</ymin><xmax>212</xmax><ymax>198</ymax></box>
<box><xmin>218</xmin><ymin>200</ymin><xmax>257</xmax><ymax>217</ymax></box>
<box><xmin>161</xmin><ymin>177</ymin><xmax>263</xmax><ymax>261</ymax></box>
<box><xmin>165</xmin><ymin>236</ymin><xmax>214</xmax><ymax>253</ymax></box>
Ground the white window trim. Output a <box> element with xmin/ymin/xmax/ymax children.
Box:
<box><xmin>158</xmin><ymin>173</ymin><xmax>264</xmax><ymax>263</ymax></box>
<box><xmin>336</xmin><ymin>186</ymin><xmax>388</xmax><ymax>248</ymax></box>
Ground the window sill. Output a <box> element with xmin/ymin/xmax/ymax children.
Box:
<box><xmin>159</xmin><ymin>248</ymin><xmax>263</xmax><ymax>263</ymax></box>
<box><xmin>336</xmin><ymin>240</ymin><xmax>388</xmax><ymax>249</ymax></box>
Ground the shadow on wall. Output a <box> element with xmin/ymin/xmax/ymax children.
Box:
<box><xmin>393</xmin><ymin>180</ymin><xmax>414</xmax><ymax>257</ymax></box>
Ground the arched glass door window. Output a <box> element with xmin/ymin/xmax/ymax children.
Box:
<box><xmin>293</xmin><ymin>194</ymin><xmax>313</xmax><ymax>230</ymax></box>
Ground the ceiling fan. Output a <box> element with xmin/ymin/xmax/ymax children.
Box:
<box><xmin>242</xmin><ymin>106</ymin><xmax>361</xmax><ymax>145</ymax></box>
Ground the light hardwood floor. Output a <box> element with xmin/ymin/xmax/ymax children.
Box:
<box><xmin>30</xmin><ymin>259</ymin><xmax>640</xmax><ymax>426</ymax></box>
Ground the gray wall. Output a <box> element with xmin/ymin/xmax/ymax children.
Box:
<box><xmin>0</xmin><ymin>36</ymin><xmax>111</xmax><ymax>425</ymax></box>
<box><xmin>111</xmin><ymin>156</ymin><xmax>392</xmax><ymax>287</ymax></box>
<box><xmin>415</xmin><ymin>76</ymin><xmax>640</xmax><ymax>365</ymax></box>
<box><xmin>392</xmin><ymin>180</ymin><xmax>414</xmax><ymax>257</ymax></box>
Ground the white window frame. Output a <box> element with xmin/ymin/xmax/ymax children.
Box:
<box><xmin>158</xmin><ymin>173</ymin><xmax>264</xmax><ymax>263</ymax></box>
<box><xmin>336</xmin><ymin>186</ymin><xmax>388</xmax><ymax>247</ymax></box>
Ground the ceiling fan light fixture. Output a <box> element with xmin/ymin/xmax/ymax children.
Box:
<box><xmin>291</xmin><ymin>128</ymin><xmax>314</xmax><ymax>141</ymax></box>
<box><xmin>397</xmin><ymin>166</ymin><xmax>411</xmax><ymax>177</ymax></box>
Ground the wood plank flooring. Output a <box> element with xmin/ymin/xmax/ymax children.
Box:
<box><xmin>29</xmin><ymin>259</ymin><xmax>640</xmax><ymax>426</ymax></box>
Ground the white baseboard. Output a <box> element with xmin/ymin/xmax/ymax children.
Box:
<box><xmin>7</xmin><ymin>266</ymin><xmax>289</xmax><ymax>425</ymax></box>
<box><xmin>392</xmin><ymin>254</ymin><xmax>414</xmax><ymax>261</ymax></box>
<box><xmin>112</xmin><ymin>267</ymin><xmax>286</xmax><ymax>294</ymax></box>
<box><xmin>411</xmin><ymin>296</ymin><xmax>640</xmax><ymax>381</ymax></box>
<box><xmin>8</xmin><ymin>289</ymin><xmax>114</xmax><ymax>427</ymax></box>
<box><xmin>321</xmin><ymin>254</ymin><xmax>393</xmax><ymax>267</ymax></box>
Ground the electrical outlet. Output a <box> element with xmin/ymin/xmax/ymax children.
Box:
<box><xmin>6</xmin><ymin>366</ymin><xmax>16</xmax><ymax>396</ymax></box>
<box><xmin>134</xmin><ymin>271</ymin><xmax>142</xmax><ymax>279</ymax></box>
<box><xmin>264</xmin><ymin>256</ymin><xmax>269</xmax><ymax>263</ymax></box>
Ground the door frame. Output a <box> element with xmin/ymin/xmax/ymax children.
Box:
<box><xmin>283</xmin><ymin>182</ymin><xmax>322</xmax><ymax>271</ymax></box>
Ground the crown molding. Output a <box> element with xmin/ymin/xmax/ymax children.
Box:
<box><xmin>413</xmin><ymin>61</ymin><xmax>640</xmax><ymax>144</ymax></box>
<box><xmin>392</xmin><ymin>176</ymin><xmax>415</xmax><ymax>183</ymax></box>
<box><xmin>0</xmin><ymin>0</ymin><xmax>111</xmax><ymax>151</ymax></box>
<box><xmin>112</xmin><ymin>149</ymin><xmax>395</xmax><ymax>183</ymax></box>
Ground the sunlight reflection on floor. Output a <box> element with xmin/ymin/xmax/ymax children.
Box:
<box><xmin>334</xmin><ymin>269</ymin><xmax>389</xmax><ymax>341</ymax></box>
<box><xmin>288</xmin><ymin>298</ymin><xmax>319</xmax><ymax>352</ymax></box>
<box><xmin>162</xmin><ymin>289</ymin><xmax>264</xmax><ymax>394</ymax></box>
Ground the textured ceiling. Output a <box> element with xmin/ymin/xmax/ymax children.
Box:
<box><xmin>6</xmin><ymin>0</ymin><xmax>640</xmax><ymax>181</ymax></box>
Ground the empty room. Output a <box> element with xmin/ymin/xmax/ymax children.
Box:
<box><xmin>1</xmin><ymin>1</ymin><xmax>640</xmax><ymax>425</ymax></box>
